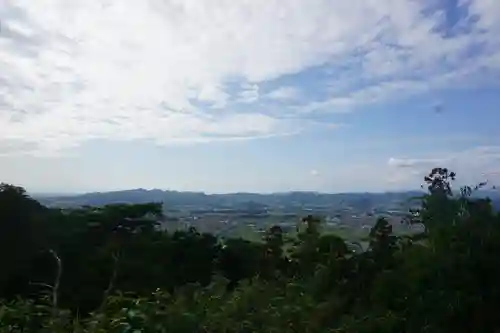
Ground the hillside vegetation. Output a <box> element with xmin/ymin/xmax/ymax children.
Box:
<box><xmin>1</xmin><ymin>167</ymin><xmax>500</xmax><ymax>332</ymax></box>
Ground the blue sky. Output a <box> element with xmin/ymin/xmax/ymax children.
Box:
<box><xmin>0</xmin><ymin>0</ymin><xmax>499</xmax><ymax>193</ymax></box>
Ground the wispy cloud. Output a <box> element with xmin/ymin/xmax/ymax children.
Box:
<box><xmin>237</xmin><ymin>83</ymin><xmax>260</xmax><ymax>104</ymax></box>
<box><xmin>387</xmin><ymin>146</ymin><xmax>500</xmax><ymax>188</ymax></box>
<box><xmin>1</xmin><ymin>0</ymin><xmax>499</xmax><ymax>154</ymax></box>
<box><xmin>266</xmin><ymin>86</ymin><xmax>301</xmax><ymax>101</ymax></box>
<box><xmin>310</xmin><ymin>169</ymin><xmax>320</xmax><ymax>177</ymax></box>
<box><xmin>197</xmin><ymin>84</ymin><xmax>230</xmax><ymax>109</ymax></box>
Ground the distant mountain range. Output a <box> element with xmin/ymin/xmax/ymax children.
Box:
<box><xmin>34</xmin><ymin>188</ymin><xmax>500</xmax><ymax>212</ymax></box>
<box><xmin>34</xmin><ymin>189</ymin><xmax>423</xmax><ymax>209</ymax></box>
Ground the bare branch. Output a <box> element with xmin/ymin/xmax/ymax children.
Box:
<box><xmin>48</xmin><ymin>249</ymin><xmax>62</xmax><ymax>309</ymax></box>
<box><xmin>29</xmin><ymin>282</ymin><xmax>53</xmax><ymax>289</ymax></box>
<box><xmin>100</xmin><ymin>252</ymin><xmax>120</xmax><ymax>310</ymax></box>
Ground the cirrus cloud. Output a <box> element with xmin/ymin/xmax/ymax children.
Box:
<box><xmin>266</xmin><ymin>86</ymin><xmax>301</xmax><ymax>101</ymax></box>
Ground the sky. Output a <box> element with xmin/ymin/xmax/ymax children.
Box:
<box><xmin>0</xmin><ymin>0</ymin><xmax>499</xmax><ymax>194</ymax></box>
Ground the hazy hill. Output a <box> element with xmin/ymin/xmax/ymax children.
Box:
<box><xmin>35</xmin><ymin>189</ymin><xmax>426</xmax><ymax>210</ymax></box>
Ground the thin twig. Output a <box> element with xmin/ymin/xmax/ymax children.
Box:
<box><xmin>100</xmin><ymin>252</ymin><xmax>120</xmax><ymax>310</ymax></box>
<box><xmin>48</xmin><ymin>249</ymin><xmax>62</xmax><ymax>309</ymax></box>
<box><xmin>29</xmin><ymin>282</ymin><xmax>53</xmax><ymax>289</ymax></box>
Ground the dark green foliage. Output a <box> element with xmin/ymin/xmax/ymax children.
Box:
<box><xmin>218</xmin><ymin>238</ymin><xmax>263</xmax><ymax>290</ymax></box>
<box><xmin>2</xmin><ymin>168</ymin><xmax>500</xmax><ymax>332</ymax></box>
<box><xmin>0</xmin><ymin>183</ymin><xmax>49</xmax><ymax>298</ymax></box>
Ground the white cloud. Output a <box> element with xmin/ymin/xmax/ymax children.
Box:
<box><xmin>466</xmin><ymin>0</ymin><xmax>500</xmax><ymax>32</ymax></box>
<box><xmin>387</xmin><ymin>157</ymin><xmax>444</xmax><ymax>169</ymax></box>
<box><xmin>387</xmin><ymin>146</ymin><xmax>500</xmax><ymax>188</ymax></box>
<box><xmin>237</xmin><ymin>83</ymin><xmax>259</xmax><ymax>104</ymax></box>
<box><xmin>310</xmin><ymin>169</ymin><xmax>319</xmax><ymax>177</ymax></box>
<box><xmin>266</xmin><ymin>86</ymin><xmax>301</xmax><ymax>101</ymax></box>
<box><xmin>197</xmin><ymin>84</ymin><xmax>229</xmax><ymax>109</ymax></box>
<box><xmin>297</xmin><ymin>97</ymin><xmax>355</xmax><ymax>114</ymax></box>
<box><xmin>0</xmin><ymin>0</ymin><xmax>499</xmax><ymax>154</ymax></box>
